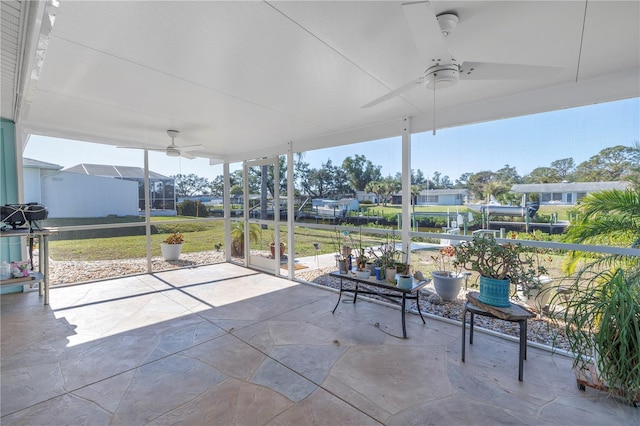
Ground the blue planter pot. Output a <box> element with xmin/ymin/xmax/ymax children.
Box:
<box><xmin>478</xmin><ymin>276</ymin><xmax>511</xmax><ymax>307</ymax></box>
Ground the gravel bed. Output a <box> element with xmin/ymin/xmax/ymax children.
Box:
<box><xmin>47</xmin><ymin>251</ymin><xmax>226</xmax><ymax>285</ymax></box>
<box><xmin>43</xmin><ymin>255</ymin><xmax>569</xmax><ymax>351</ymax></box>
<box><xmin>296</xmin><ymin>267</ymin><xmax>570</xmax><ymax>351</ymax></box>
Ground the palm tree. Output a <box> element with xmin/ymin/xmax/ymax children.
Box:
<box><xmin>560</xmin><ymin>188</ymin><xmax>640</xmax><ymax>403</ymax></box>
<box><xmin>563</xmin><ymin>188</ymin><xmax>640</xmax><ymax>273</ymax></box>
<box><xmin>230</xmin><ymin>222</ymin><xmax>260</xmax><ymax>257</ymax></box>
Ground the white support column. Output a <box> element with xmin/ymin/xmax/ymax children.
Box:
<box><xmin>242</xmin><ymin>161</ymin><xmax>249</xmax><ymax>267</ymax></box>
<box><xmin>273</xmin><ymin>158</ymin><xmax>280</xmax><ymax>276</ymax></box>
<box><xmin>401</xmin><ymin>117</ymin><xmax>412</xmax><ymax>265</ymax></box>
<box><xmin>223</xmin><ymin>162</ymin><xmax>231</xmax><ymax>262</ymax></box>
<box><xmin>287</xmin><ymin>142</ymin><xmax>295</xmax><ymax>279</ymax></box>
<box><xmin>144</xmin><ymin>149</ymin><xmax>152</xmax><ymax>273</ymax></box>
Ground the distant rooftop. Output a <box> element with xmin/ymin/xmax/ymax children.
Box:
<box><xmin>64</xmin><ymin>163</ymin><xmax>171</xmax><ymax>180</ymax></box>
<box><xmin>23</xmin><ymin>158</ymin><xmax>63</xmax><ymax>170</ymax></box>
<box><xmin>512</xmin><ymin>181</ymin><xmax>631</xmax><ymax>193</ymax></box>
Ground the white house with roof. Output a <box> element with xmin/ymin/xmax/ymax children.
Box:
<box><xmin>23</xmin><ymin>159</ymin><xmax>174</xmax><ymax>218</ymax></box>
<box><xmin>511</xmin><ymin>181</ymin><xmax>631</xmax><ymax>205</ymax></box>
<box><xmin>392</xmin><ymin>189</ymin><xmax>470</xmax><ymax>205</ymax></box>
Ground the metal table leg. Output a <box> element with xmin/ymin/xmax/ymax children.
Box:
<box><xmin>332</xmin><ymin>277</ymin><xmax>343</xmax><ymax>313</ymax></box>
<box><xmin>461</xmin><ymin>306</ymin><xmax>467</xmax><ymax>362</ymax></box>
<box><xmin>401</xmin><ymin>293</ymin><xmax>407</xmax><ymax>338</ymax></box>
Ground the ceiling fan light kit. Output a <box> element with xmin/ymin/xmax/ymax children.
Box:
<box><xmin>436</xmin><ymin>13</ymin><xmax>458</xmax><ymax>37</ymax></box>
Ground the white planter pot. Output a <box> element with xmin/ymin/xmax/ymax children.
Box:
<box><xmin>354</xmin><ymin>270</ymin><xmax>370</xmax><ymax>279</ymax></box>
<box><xmin>517</xmin><ymin>275</ymin><xmax>553</xmax><ymax>311</ymax></box>
<box><xmin>431</xmin><ymin>271</ymin><xmax>464</xmax><ymax>301</ymax></box>
<box><xmin>161</xmin><ymin>243</ymin><xmax>183</xmax><ymax>261</ymax></box>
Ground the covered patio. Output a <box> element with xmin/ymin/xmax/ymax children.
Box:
<box><xmin>1</xmin><ymin>2</ymin><xmax>640</xmax><ymax>423</ymax></box>
<box><xmin>2</xmin><ymin>263</ymin><xmax>637</xmax><ymax>424</ymax></box>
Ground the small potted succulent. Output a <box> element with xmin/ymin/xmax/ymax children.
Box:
<box><xmin>161</xmin><ymin>232</ymin><xmax>184</xmax><ymax>261</ymax></box>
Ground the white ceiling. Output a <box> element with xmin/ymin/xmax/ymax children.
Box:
<box><xmin>7</xmin><ymin>1</ymin><xmax>640</xmax><ymax>164</ymax></box>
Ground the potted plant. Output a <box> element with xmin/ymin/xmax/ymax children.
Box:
<box><xmin>230</xmin><ymin>222</ymin><xmax>260</xmax><ymax>258</ymax></box>
<box><xmin>347</xmin><ymin>231</ymin><xmax>370</xmax><ymax>274</ymax></box>
<box><xmin>431</xmin><ymin>245</ymin><xmax>464</xmax><ymax>301</ymax></box>
<box><xmin>331</xmin><ymin>228</ymin><xmax>350</xmax><ymax>274</ymax></box>
<box><xmin>453</xmin><ymin>235</ymin><xmax>546</xmax><ymax>307</ymax></box>
<box><xmin>558</xmin><ymin>267</ymin><xmax>640</xmax><ymax>405</ymax></box>
<box><xmin>269</xmin><ymin>236</ymin><xmax>286</xmax><ymax>258</ymax></box>
<box><xmin>161</xmin><ymin>232</ymin><xmax>184</xmax><ymax>261</ymax></box>
<box><xmin>368</xmin><ymin>240</ymin><xmax>403</xmax><ymax>284</ymax></box>
<box><xmin>552</xmin><ymin>187</ymin><xmax>640</xmax><ymax>404</ymax></box>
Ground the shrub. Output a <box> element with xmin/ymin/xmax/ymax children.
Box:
<box><xmin>177</xmin><ymin>200</ymin><xmax>209</xmax><ymax>217</ymax></box>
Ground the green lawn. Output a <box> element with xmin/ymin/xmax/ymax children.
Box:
<box><xmin>46</xmin><ymin>208</ymin><xmax>575</xmax><ymax>262</ymax></box>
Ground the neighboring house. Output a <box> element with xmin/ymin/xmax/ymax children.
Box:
<box><xmin>392</xmin><ymin>189</ymin><xmax>471</xmax><ymax>206</ymax></box>
<box><xmin>511</xmin><ymin>181</ymin><xmax>631</xmax><ymax>205</ymax></box>
<box><xmin>355</xmin><ymin>191</ymin><xmax>377</xmax><ymax>204</ymax></box>
<box><xmin>23</xmin><ymin>158</ymin><xmax>63</xmax><ymax>204</ymax></box>
<box><xmin>23</xmin><ymin>158</ymin><xmax>139</xmax><ymax>218</ymax></box>
<box><xmin>65</xmin><ymin>163</ymin><xmax>176</xmax><ymax>215</ymax></box>
<box><xmin>311</xmin><ymin>198</ymin><xmax>359</xmax><ymax>216</ymax></box>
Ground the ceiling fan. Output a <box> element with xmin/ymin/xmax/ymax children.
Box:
<box><xmin>119</xmin><ymin>130</ymin><xmax>204</xmax><ymax>159</ymax></box>
<box><xmin>363</xmin><ymin>2</ymin><xmax>563</xmax><ymax>112</ymax></box>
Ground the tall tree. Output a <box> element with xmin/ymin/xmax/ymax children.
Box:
<box><xmin>550</xmin><ymin>157</ymin><xmax>575</xmax><ymax>180</ymax></box>
<box><xmin>341</xmin><ymin>155</ymin><xmax>382</xmax><ymax>192</ymax></box>
<box><xmin>466</xmin><ymin>171</ymin><xmax>495</xmax><ymax>200</ymax></box>
<box><xmin>294</xmin><ymin>152</ymin><xmax>311</xmax><ymax>194</ymax></box>
<box><xmin>365</xmin><ymin>180</ymin><xmax>384</xmax><ymax>205</ymax></box>
<box><xmin>172</xmin><ymin>173</ymin><xmax>210</xmax><ymax>197</ymax></box>
<box><xmin>412</xmin><ymin>169</ymin><xmax>426</xmax><ymax>186</ymax></box>
<box><xmin>495</xmin><ymin>164</ymin><xmax>521</xmax><ymax>185</ymax></box>
<box><xmin>455</xmin><ymin>172</ymin><xmax>473</xmax><ymax>188</ymax></box>
<box><xmin>431</xmin><ymin>171</ymin><xmax>442</xmax><ymax>188</ymax></box>
<box><xmin>381</xmin><ymin>176</ymin><xmax>400</xmax><ymax>206</ymax></box>
<box><xmin>524</xmin><ymin>167</ymin><xmax>560</xmax><ymax>183</ymax></box>
<box><xmin>574</xmin><ymin>145</ymin><xmax>636</xmax><ymax>182</ymax></box>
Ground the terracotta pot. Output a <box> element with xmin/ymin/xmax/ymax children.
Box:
<box><xmin>270</xmin><ymin>242</ymin><xmax>286</xmax><ymax>258</ymax></box>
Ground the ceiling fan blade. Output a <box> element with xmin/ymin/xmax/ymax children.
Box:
<box><xmin>459</xmin><ymin>62</ymin><xmax>565</xmax><ymax>80</ymax></box>
<box><xmin>402</xmin><ymin>1</ymin><xmax>452</xmax><ymax>63</ymax></box>
<box><xmin>180</xmin><ymin>151</ymin><xmax>196</xmax><ymax>159</ymax></box>
<box><xmin>177</xmin><ymin>144</ymin><xmax>205</xmax><ymax>152</ymax></box>
<box><xmin>362</xmin><ymin>77</ymin><xmax>425</xmax><ymax>108</ymax></box>
<box><xmin>117</xmin><ymin>145</ymin><xmax>165</xmax><ymax>153</ymax></box>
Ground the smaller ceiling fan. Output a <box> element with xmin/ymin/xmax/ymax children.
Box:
<box><xmin>119</xmin><ymin>130</ymin><xmax>204</xmax><ymax>159</ymax></box>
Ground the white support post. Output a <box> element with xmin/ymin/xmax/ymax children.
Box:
<box><xmin>223</xmin><ymin>162</ymin><xmax>231</xmax><ymax>262</ymax></box>
<box><xmin>273</xmin><ymin>158</ymin><xmax>280</xmax><ymax>276</ymax></box>
<box><xmin>401</xmin><ymin>117</ymin><xmax>412</xmax><ymax>265</ymax></box>
<box><xmin>144</xmin><ymin>149</ymin><xmax>152</xmax><ymax>273</ymax></box>
<box><xmin>287</xmin><ymin>142</ymin><xmax>295</xmax><ymax>279</ymax></box>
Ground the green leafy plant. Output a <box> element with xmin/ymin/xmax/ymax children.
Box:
<box><xmin>163</xmin><ymin>232</ymin><xmax>184</xmax><ymax>244</ymax></box>
<box><xmin>347</xmin><ymin>230</ymin><xmax>369</xmax><ymax>270</ymax></box>
<box><xmin>557</xmin><ymin>267</ymin><xmax>640</xmax><ymax>404</ymax></box>
<box><xmin>453</xmin><ymin>234</ymin><xmax>546</xmax><ymax>283</ymax></box>
<box><xmin>368</xmin><ymin>232</ymin><xmax>403</xmax><ymax>269</ymax></box>
<box><xmin>230</xmin><ymin>222</ymin><xmax>260</xmax><ymax>257</ymax></box>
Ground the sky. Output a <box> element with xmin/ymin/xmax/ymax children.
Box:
<box><xmin>23</xmin><ymin>97</ymin><xmax>639</xmax><ymax>183</ymax></box>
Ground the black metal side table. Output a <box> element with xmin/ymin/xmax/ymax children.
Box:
<box><xmin>461</xmin><ymin>291</ymin><xmax>535</xmax><ymax>381</ymax></box>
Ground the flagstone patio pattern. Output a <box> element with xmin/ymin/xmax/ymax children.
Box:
<box><xmin>1</xmin><ymin>263</ymin><xmax>637</xmax><ymax>425</ymax></box>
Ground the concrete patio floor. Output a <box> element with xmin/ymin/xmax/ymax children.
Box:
<box><xmin>1</xmin><ymin>263</ymin><xmax>637</xmax><ymax>425</ymax></box>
